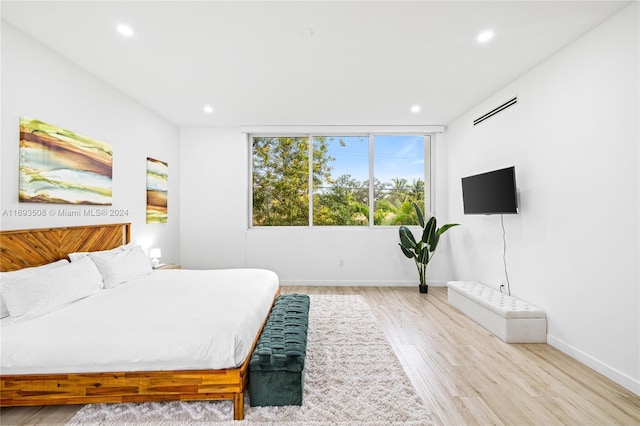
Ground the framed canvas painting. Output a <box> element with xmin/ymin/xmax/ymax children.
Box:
<box><xmin>146</xmin><ymin>157</ymin><xmax>168</xmax><ymax>223</ymax></box>
<box><xmin>19</xmin><ymin>117</ymin><xmax>113</xmax><ymax>205</ymax></box>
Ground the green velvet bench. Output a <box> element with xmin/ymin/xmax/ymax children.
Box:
<box><xmin>249</xmin><ymin>294</ymin><xmax>310</xmax><ymax>407</ymax></box>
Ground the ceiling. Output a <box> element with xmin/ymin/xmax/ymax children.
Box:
<box><xmin>1</xmin><ymin>1</ymin><xmax>632</xmax><ymax>128</ymax></box>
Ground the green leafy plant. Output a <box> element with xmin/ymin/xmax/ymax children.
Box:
<box><xmin>398</xmin><ymin>202</ymin><xmax>459</xmax><ymax>288</ymax></box>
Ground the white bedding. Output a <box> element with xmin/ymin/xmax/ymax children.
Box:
<box><xmin>0</xmin><ymin>268</ymin><xmax>279</xmax><ymax>374</ymax></box>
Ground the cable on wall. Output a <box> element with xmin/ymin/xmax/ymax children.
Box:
<box><xmin>501</xmin><ymin>214</ymin><xmax>512</xmax><ymax>296</ymax></box>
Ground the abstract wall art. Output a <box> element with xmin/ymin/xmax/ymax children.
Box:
<box><xmin>19</xmin><ymin>117</ymin><xmax>113</xmax><ymax>205</ymax></box>
<box><xmin>146</xmin><ymin>157</ymin><xmax>168</xmax><ymax>223</ymax></box>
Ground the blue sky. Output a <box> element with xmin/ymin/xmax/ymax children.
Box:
<box><xmin>321</xmin><ymin>135</ymin><xmax>425</xmax><ymax>185</ymax></box>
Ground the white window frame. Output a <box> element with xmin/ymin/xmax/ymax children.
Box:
<box><xmin>248</xmin><ymin>128</ymin><xmax>440</xmax><ymax>229</ymax></box>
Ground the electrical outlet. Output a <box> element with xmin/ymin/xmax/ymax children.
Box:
<box><xmin>339</xmin><ymin>259</ymin><xmax>344</xmax><ymax>267</ymax></box>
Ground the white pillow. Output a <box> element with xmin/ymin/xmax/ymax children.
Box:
<box><xmin>67</xmin><ymin>244</ymin><xmax>131</xmax><ymax>262</ymax></box>
<box><xmin>0</xmin><ymin>259</ymin><xmax>69</xmax><ymax>318</ymax></box>
<box><xmin>2</xmin><ymin>257</ymin><xmax>102</xmax><ymax>319</ymax></box>
<box><xmin>88</xmin><ymin>245</ymin><xmax>152</xmax><ymax>289</ymax></box>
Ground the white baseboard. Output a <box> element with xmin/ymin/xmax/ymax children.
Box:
<box><xmin>279</xmin><ymin>280</ymin><xmax>448</xmax><ymax>287</ymax></box>
<box><xmin>547</xmin><ymin>335</ymin><xmax>640</xmax><ymax>396</ymax></box>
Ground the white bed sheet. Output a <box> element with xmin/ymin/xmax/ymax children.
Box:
<box><xmin>0</xmin><ymin>268</ymin><xmax>279</xmax><ymax>374</ymax></box>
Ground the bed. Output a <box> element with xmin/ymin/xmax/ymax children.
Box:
<box><xmin>0</xmin><ymin>223</ymin><xmax>280</xmax><ymax>420</ymax></box>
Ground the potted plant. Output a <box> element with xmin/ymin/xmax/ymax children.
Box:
<box><xmin>398</xmin><ymin>202</ymin><xmax>459</xmax><ymax>293</ymax></box>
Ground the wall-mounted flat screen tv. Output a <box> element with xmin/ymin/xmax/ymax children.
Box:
<box><xmin>461</xmin><ymin>166</ymin><xmax>518</xmax><ymax>214</ymax></box>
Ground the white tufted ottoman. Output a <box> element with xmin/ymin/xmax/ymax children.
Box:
<box><xmin>447</xmin><ymin>281</ymin><xmax>546</xmax><ymax>343</ymax></box>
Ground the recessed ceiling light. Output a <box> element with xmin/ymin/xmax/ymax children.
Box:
<box><xmin>116</xmin><ymin>24</ymin><xmax>134</xmax><ymax>37</ymax></box>
<box><xmin>477</xmin><ymin>30</ymin><xmax>494</xmax><ymax>43</ymax></box>
<box><xmin>410</xmin><ymin>105</ymin><xmax>421</xmax><ymax>113</ymax></box>
<box><xmin>203</xmin><ymin>105</ymin><xmax>214</xmax><ymax>114</ymax></box>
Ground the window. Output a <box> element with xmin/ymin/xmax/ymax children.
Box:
<box><xmin>373</xmin><ymin>135</ymin><xmax>429</xmax><ymax>225</ymax></box>
<box><xmin>252</xmin><ymin>136</ymin><xmax>309</xmax><ymax>226</ymax></box>
<box><xmin>313</xmin><ymin>136</ymin><xmax>369</xmax><ymax>226</ymax></box>
<box><xmin>251</xmin><ymin>134</ymin><xmax>431</xmax><ymax>227</ymax></box>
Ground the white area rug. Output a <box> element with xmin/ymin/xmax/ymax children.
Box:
<box><xmin>67</xmin><ymin>294</ymin><xmax>433</xmax><ymax>425</ymax></box>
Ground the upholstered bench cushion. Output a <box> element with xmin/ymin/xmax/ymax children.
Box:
<box><xmin>447</xmin><ymin>281</ymin><xmax>545</xmax><ymax>319</ymax></box>
<box><xmin>249</xmin><ymin>294</ymin><xmax>310</xmax><ymax>406</ymax></box>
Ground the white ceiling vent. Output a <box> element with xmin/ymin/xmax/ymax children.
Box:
<box><xmin>473</xmin><ymin>96</ymin><xmax>518</xmax><ymax>126</ymax></box>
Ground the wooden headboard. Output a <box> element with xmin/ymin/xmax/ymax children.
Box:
<box><xmin>0</xmin><ymin>223</ymin><xmax>130</xmax><ymax>272</ymax></box>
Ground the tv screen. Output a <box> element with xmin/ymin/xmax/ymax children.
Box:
<box><xmin>461</xmin><ymin>167</ymin><xmax>518</xmax><ymax>214</ymax></box>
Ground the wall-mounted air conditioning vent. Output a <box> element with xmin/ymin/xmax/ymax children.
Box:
<box><xmin>473</xmin><ymin>96</ymin><xmax>518</xmax><ymax>126</ymax></box>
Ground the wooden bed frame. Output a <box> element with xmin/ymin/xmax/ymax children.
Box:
<box><xmin>0</xmin><ymin>223</ymin><xmax>278</xmax><ymax>420</ymax></box>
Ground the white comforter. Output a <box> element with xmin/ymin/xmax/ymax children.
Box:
<box><xmin>0</xmin><ymin>268</ymin><xmax>279</xmax><ymax>374</ymax></box>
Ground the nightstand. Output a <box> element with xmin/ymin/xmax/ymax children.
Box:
<box><xmin>155</xmin><ymin>263</ymin><xmax>181</xmax><ymax>270</ymax></box>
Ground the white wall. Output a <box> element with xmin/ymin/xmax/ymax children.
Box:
<box><xmin>179</xmin><ymin>128</ymin><xmax>456</xmax><ymax>285</ymax></box>
<box><xmin>179</xmin><ymin>127</ymin><xmax>248</xmax><ymax>270</ymax></box>
<box><xmin>441</xmin><ymin>3</ymin><xmax>639</xmax><ymax>394</ymax></box>
<box><xmin>0</xmin><ymin>23</ymin><xmax>181</xmax><ymax>263</ymax></box>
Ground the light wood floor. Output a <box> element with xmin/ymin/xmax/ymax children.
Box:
<box><xmin>2</xmin><ymin>286</ymin><xmax>639</xmax><ymax>425</ymax></box>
